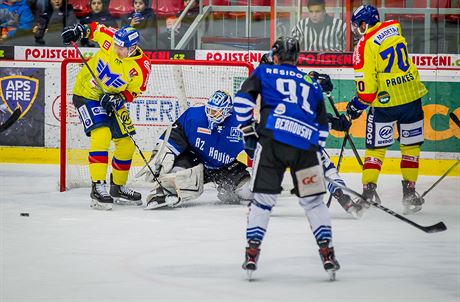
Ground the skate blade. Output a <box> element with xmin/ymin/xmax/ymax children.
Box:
<box><xmin>113</xmin><ymin>197</ymin><xmax>142</xmax><ymax>206</ymax></box>
<box><xmin>246</xmin><ymin>270</ymin><xmax>254</xmax><ymax>281</ymax></box>
<box><xmin>90</xmin><ymin>200</ymin><xmax>113</xmax><ymax>211</ymax></box>
<box><xmin>327</xmin><ymin>270</ymin><xmax>336</xmax><ymax>281</ymax></box>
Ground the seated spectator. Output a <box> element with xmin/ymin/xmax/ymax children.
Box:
<box><xmin>0</xmin><ymin>0</ymin><xmax>33</xmax><ymax>42</ymax></box>
<box><xmin>80</xmin><ymin>0</ymin><xmax>118</xmax><ymax>47</ymax></box>
<box><xmin>291</xmin><ymin>0</ymin><xmax>346</xmax><ymax>52</ymax></box>
<box><xmin>33</xmin><ymin>0</ymin><xmax>77</xmax><ymax>46</ymax></box>
<box><xmin>121</xmin><ymin>0</ymin><xmax>157</xmax><ymax>50</ymax></box>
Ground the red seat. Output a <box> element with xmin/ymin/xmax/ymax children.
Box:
<box><xmin>152</xmin><ymin>0</ymin><xmax>185</xmax><ymax>17</ymax></box>
<box><xmin>68</xmin><ymin>0</ymin><xmax>90</xmax><ymax>18</ymax></box>
<box><xmin>108</xmin><ymin>0</ymin><xmax>132</xmax><ymax>18</ymax></box>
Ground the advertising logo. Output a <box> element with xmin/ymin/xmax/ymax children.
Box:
<box><xmin>0</xmin><ymin>75</ymin><xmax>39</xmax><ymax>118</ymax></box>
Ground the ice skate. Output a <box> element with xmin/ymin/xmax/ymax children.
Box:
<box><xmin>110</xmin><ymin>175</ymin><xmax>142</xmax><ymax>206</ymax></box>
<box><xmin>242</xmin><ymin>239</ymin><xmax>261</xmax><ymax>280</ymax></box>
<box><xmin>401</xmin><ymin>180</ymin><xmax>424</xmax><ymax>215</ymax></box>
<box><xmin>90</xmin><ymin>181</ymin><xmax>113</xmax><ymax>211</ymax></box>
<box><xmin>318</xmin><ymin>240</ymin><xmax>340</xmax><ymax>281</ymax></box>
<box><xmin>334</xmin><ymin>189</ymin><xmax>363</xmax><ymax>219</ymax></box>
<box><xmin>357</xmin><ymin>183</ymin><xmax>380</xmax><ymax>209</ymax></box>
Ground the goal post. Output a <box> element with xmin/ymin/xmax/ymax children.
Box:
<box><xmin>60</xmin><ymin>58</ymin><xmax>254</xmax><ymax>192</ymax></box>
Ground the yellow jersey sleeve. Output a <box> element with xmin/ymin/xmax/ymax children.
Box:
<box><xmin>353</xmin><ymin>20</ymin><xmax>427</xmax><ymax>108</ymax></box>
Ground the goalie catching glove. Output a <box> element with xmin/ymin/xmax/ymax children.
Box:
<box><xmin>99</xmin><ymin>93</ymin><xmax>125</xmax><ymax>114</ymax></box>
<box><xmin>61</xmin><ymin>23</ymin><xmax>89</xmax><ymax>45</ymax></box>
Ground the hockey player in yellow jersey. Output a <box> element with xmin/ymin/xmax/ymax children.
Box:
<box><xmin>61</xmin><ymin>23</ymin><xmax>151</xmax><ymax>210</ymax></box>
<box><xmin>346</xmin><ymin>5</ymin><xmax>428</xmax><ymax>215</ymax></box>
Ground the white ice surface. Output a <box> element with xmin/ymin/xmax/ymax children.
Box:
<box><xmin>1</xmin><ymin>164</ymin><xmax>459</xmax><ymax>302</ymax></box>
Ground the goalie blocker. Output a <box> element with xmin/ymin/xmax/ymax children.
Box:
<box><xmin>142</xmin><ymin>150</ymin><xmax>253</xmax><ymax>209</ymax></box>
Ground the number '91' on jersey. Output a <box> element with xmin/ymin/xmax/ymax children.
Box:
<box><xmin>234</xmin><ymin>63</ymin><xmax>329</xmax><ymax>151</ymax></box>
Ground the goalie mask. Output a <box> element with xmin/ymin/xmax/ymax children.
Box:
<box><xmin>205</xmin><ymin>90</ymin><xmax>233</xmax><ymax>129</ymax></box>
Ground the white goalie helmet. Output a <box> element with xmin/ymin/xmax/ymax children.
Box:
<box><xmin>205</xmin><ymin>90</ymin><xmax>233</xmax><ymax>129</ymax></box>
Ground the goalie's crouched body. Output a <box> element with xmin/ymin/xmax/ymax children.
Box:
<box><xmin>137</xmin><ymin>90</ymin><xmax>253</xmax><ymax>209</ymax></box>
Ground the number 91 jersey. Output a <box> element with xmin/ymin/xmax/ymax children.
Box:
<box><xmin>353</xmin><ymin>20</ymin><xmax>427</xmax><ymax>108</ymax></box>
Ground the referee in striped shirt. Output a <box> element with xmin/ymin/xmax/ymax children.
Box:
<box><xmin>291</xmin><ymin>0</ymin><xmax>346</xmax><ymax>52</ymax></box>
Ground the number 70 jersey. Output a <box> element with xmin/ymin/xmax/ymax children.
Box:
<box><xmin>353</xmin><ymin>20</ymin><xmax>427</xmax><ymax>108</ymax></box>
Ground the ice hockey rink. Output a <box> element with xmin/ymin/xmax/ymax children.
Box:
<box><xmin>1</xmin><ymin>163</ymin><xmax>459</xmax><ymax>302</ymax></box>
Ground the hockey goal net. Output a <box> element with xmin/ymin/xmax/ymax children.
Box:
<box><xmin>60</xmin><ymin>59</ymin><xmax>253</xmax><ymax>192</ymax></box>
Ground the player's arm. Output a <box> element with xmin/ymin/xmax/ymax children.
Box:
<box><xmin>315</xmin><ymin>88</ymin><xmax>329</xmax><ymax>148</ymax></box>
<box><xmin>234</xmin><ymin>71</ymin><xmax>262</xmax><ymax>126</ymax></box>
<box><xmin>119</xmin><ymin>56</ymin><xmax>151</xmax><ymax>102</ymax></box>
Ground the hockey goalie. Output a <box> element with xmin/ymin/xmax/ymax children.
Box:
<box><xmin>137</xmin><ymin>90</ymin><xmax>253</xmax><ymax>209</ymax></box>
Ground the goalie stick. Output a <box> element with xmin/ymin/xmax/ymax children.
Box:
<box><xmin>325</xmin><ymin>176</ymin><xmax>447</xmax><ymax>233</ymax></box>
<box><xmin>0</xmin><ymin>107</ymin><xmax>21</xmax><ymax>133</ymax></box>
<box><xmin>70</xmin><ymin>41</ymin><xmax>176</xmax><ymax>196</ymax></box>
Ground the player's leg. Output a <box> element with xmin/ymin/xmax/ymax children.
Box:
<box><xmin>242</xmin><ymin>137</ymin><xmax>285</xmax><ymax>274</ymax></box>
<box><xmin>292</xmin><ymin>149</ymin><xmax>339</xmax><ymax>279</ymax></box>
<box><xmin>397</xmin><ymin>99</ymin><xmax>425</xmax><ymax>214</ymax></box>
<box><xmin>110</xmin><ymin>136</ymin><xmax>142</xmax><ymax>205</ymax></box>
<box><xmin>73</xmin><ymin>95</ymin><xmax>113</xmax><ymax>210</ymax></box>
<box><xmin>321</xmin><ymin>149</ymin><xmax>362</xmax><ymax>217</ymax></box>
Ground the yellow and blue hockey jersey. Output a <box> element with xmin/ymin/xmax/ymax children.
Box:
<box><xmin>73</xmin><ymin>22</ymin><xmax>150</xmax><ymax>102</ymax></box>
<box><xmin>353</xmin><ymin>20</ymin><xmax>427</xmax><ymax>108</ymax></box>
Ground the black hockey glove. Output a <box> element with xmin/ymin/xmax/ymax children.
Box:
<box><xmin>346</xmin><ymin>96</ymin><xmax>368</xmax><ymax>120</ymax></box>
<box><xmin>327</xmin><ymin>113</ymin><xmax>351</xmax><ymax>132</ymax></box>
<box><xmin>260</xmin><ymin>52</ymin><xmax>274</xmax><ymax>65</ymax></box>
<box><xmin>239</xmin><ymin>121</ymin><xmax>258</xmax><ymax>159</ymax></box>
<box><xmin>61</xmin><ymin>23</ymin><xmax>86</xmax><ymax>45</ymax></box>
<box><xmin>99</xmin><ymin>93</ymin><xmax>124</xmax><ymax>114</ymax></box>
<box><xmin>308</xmin><ymin>71</ymin><xmax>333</xmax><ymax>93</ymax></box>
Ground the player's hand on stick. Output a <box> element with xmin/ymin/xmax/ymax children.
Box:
<box><xmin>328</xmin><ymin>113</ymin><xmax>351</xmax><ymax>132</ymax></box>
<box><xmin>346</xmin><ymin>96</ymin><xmax>368</xmax><ymax>120</ymax></box>
<box><xmin>99</xmin><ymin>93</ymin><xmax>124</xmax><ymax>114</ymax></box>
<box><xmin>61</xmin><ymin>23</ymin><xmax>86</xmax><ymax>45</ymax></box>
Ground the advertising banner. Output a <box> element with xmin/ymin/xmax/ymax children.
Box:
<box><xmin>0</xmin><ymin>67</ymin><xmax>45</xmax><ymax>146</ymax></box>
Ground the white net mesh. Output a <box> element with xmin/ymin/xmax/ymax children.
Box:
<box><xmin>61</xmin><ymin>59</ymin><xmax>252</xmax><ymax>190</ymax></box>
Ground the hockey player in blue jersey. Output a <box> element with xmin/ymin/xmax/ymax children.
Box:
<box><xmin>138</xmin><ymin>90</ymin><xmax>253</xmax><ymax>209</ymax></box>
<box><xmin>234</xmin><ymin>36</ymin><xmax>340</xmax><ymax>280</ymax></box>
<box><xmin>258</xmin><ymin>54</ymin><xmax>362</xmax><ymax>218</ymax></box>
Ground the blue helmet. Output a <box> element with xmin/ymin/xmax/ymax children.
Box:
<box><xmin>114</xmin><ymin>26</ymin><xmax>140</xmax><ymax>48</ymax></box>
<box><xmin>351</xmin><ymin>5</ymin><xmax>380</xmax><ymax>28</ymax></box>
<box><xmin>205</xmin><ymin>90</ymin><xmax>233</xmax><ymax>129</ymax></box>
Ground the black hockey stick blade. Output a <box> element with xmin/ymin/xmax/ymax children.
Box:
<box><xmin>325</xmin><ymin>176</ymin><xmax>447</xmax><ymax>233</ymax></box>
<box><xmin>0</xmin><ymin>107</ymin><xmax>21</xmax><ymax>132</ymax></box>
<box><xmin>450</xmin><ymin>112</ymin><xmax>460</xmax><ymax>129</ymax></box>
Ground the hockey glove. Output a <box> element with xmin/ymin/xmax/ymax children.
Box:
<box><xmin>239</xmin><ymin>121</ymin><xmax>258</xmax><ymax>159</ymax></box>
<box><xmin>327</xmin><ymin>113</ymin><xmax>351</xmax><ymax>132</ymax></box>
<box><xmin>308</xmin><ymin>71</ymin><xmax>333</xmax><ymax>93</ymax></box>
<box><xmin>346</xmin><ymin>96</ymin><xmax>369</xmax><ymax>120</ymax></box>
<box><xmin>99</xmin><ymin>93</ymin><xmax>125</xmax><ymax>114</ymax></box>
<box><xmin>260</xmin><ymin>52</ymin><xmax>274</xmax><ymax>65</ymax></box>
<box><xmin>61</xmin><ymin>23</ymin><xmax>87</xmax><ymax>45</ymax></box>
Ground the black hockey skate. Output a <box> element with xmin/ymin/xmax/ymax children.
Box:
<box><xmin>357</xmin><ymin>183</ymin><xmax>381</xmax><ymax>209</ymax></box>
<box><xmin>110</xmin><ymin>175</ymin><xmax>142</xmax><ymax>206</ymax></box>
<box><xmin>242</xmin><ymin>239</ymin><xmax>261</xmax><ymax>280</ymax></box>
<box><xmin>90</xmin><ymin>180</ymin><xmax>113</xmax><ymax>211</ymax></box>
<box><xmin>334</xmin><ymin>189</ymin><xmax>363</xmax><ymax>219</ymax></box>
<box><xmin>401</xmin><ymin>180</ymin><xmax>424</xmax><ymax>215</ymax></box>
<box><xmin>318</xmin><ymin>240</ymin><xmax>340</xmax><ymax>281</ymax></box>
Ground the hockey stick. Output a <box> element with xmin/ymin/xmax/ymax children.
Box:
<box><xmin>325</xmin><ymin>176</ymin><xmax>447</xmax><ymax>233</ymax></box>
<box><xmin>70</xmin><ymin>41</ymin><xmax>176</xmax><ymax>196</ymax></box>
<box><xmin>0</xmin><ymin>107</ymin><xmax>21</xmax><ymax>132</ymax></box>
<box><xmin>450</xmin><ymin>112</ymin><xmax>460</xmax><ymax>128</ymax></box>
<box><xmin>421</xmin><ymin>160</ymin><xmax>459</xmax><ymax>198</ymax></box>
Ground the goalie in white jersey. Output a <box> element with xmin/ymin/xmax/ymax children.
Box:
<box><xmin>138</xmin><ymin>90</ymin><xmax>253</xmax><ymax>209</ymax></box>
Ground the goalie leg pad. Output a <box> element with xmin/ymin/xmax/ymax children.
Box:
<box><xmin>174</xmin><ymin>163</ymin><xmax>204</xmax><ymax>203</ymax></box>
